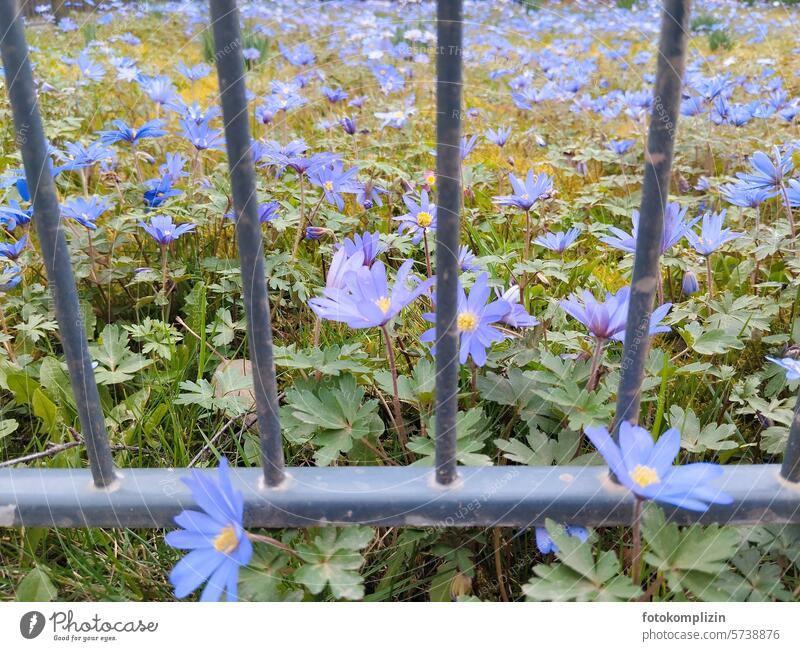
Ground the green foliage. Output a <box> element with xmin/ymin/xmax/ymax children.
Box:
<box><xmin>90</xmin><ymin>324</ymin><xmax>153</xmax><ymax>385</ymax></box>
<box><xmin>524</xmin><ymin>520</ymin><xmax>641</xmax><ymax>601</ymax></box>
<box><xmin>641</xmin><ymin>504</ymin><xmax>742</xmax><ymax>600</ymax></box>
<box><xmin>408</xmin><ymin>407</ymin><xmax>492</xmax><ymax>466</ymax></box>
<box><xmin>293</xmin><ymin>527</ymin><xmax>374</xmax><ymax>600</ymax></box>
<box><xmin>281</xmin><ymin>375</ymin><xmax>384</xmax><ymax>466</ymax></box>
<box><xmin>708</xmin><ymin>28</ymin><xmax>734</xmax><ymax>51</ymax></box>
<box><xmin>16</xmin><ymin>567</ymin><xmax>57</xmax><ymax>602</ymax></box>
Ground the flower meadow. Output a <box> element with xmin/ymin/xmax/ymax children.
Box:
<box><xmin>1</xmin><ymin>0</ymin><xmax>800</xmax><ymax>603</ymax></box>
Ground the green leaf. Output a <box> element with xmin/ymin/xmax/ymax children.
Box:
<box><xmin>31</xmin><ymin>389</ymin><xmax>58</xmax><ymax>434</ymax></box>
<box><xmin>91</xmin><ymin>324</ymin><xmax>152</xmax><ymax>385</ymax></box>
<box><xmin>682</xmin><ymin>322</ymin><xmax>744</xmax><ymax>356</ymax></box>
<box><xmin>495</xmin><ymin>428</ymin><xmax>579</xmax><ymax>466</ymax></box>
<box><xmin>293</xmin><ymin>527</ymin><xmax>374</xmax><ymax>600</ymax></box>
<box><xmin>641</xmin><ymin>503</ymin><xmax>741</xmax><ymax>600</ymax></box>
<box><xmin>408</xmin><ymin>408</ymin><xmax>492</xmax><ymax>466</ymax></box>
<box><xmin>16</xmin><ymin>567</ymin><xmax>57</xmax><ymax>602</ymax></box>
<box><xmin>238</xmin><ymin>542</ymin><xmax>303</xmax><ymax>602</ymax></box>
<box><xmin>0</xmin><ymin>418</ymin><xmax>18</xmax><ymax>440</ymax></box>
<box><xmin>668</xmin><ymin>405</ymin><xmax>738</xmax><ymax>453</ymax></box>
<box><xmin>523</xmin><ymin>520</ymin><xmax>641</xmax><ymax>601</ymax></box>
<box><xmin>282</xmin><ymin>376</ymin><xmax>384</xmax><ymax>466</ymax></box>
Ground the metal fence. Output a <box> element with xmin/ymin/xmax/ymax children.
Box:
<box><xmin>0</xmin><ymin>0</ymin><xmax>799</xmax><ymax>530</ymax></box>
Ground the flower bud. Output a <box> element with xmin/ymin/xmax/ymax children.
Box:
<box><xmin>681</xmin><ymin>270</ymin><xmax>700</xmax><ymax>296</ymax></box>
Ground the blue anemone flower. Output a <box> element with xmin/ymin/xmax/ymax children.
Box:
<box><xmin>144</xmin><ymin>176</ymin><xmax>182</xmax><ymax>209</ymax></box>
<box><xmin>485</xmin><ymin>126</ymin><xmax>511</xmax><ymax>147</ymax></box>
<box><xmin>420</xmin><ymin>273</ymin><xmax>512</xmax><ymax>367</ymax></box>
<box><xmin>533</xmin><ymin>227</ymin><xmax>580</xmax><ymax>253</ymax></box>
<box><xmin>686</xmin><ymin>209</ymin><xmax>743</xmax><ymax>256</ymax></box>
<box><xmin>309</xmin><ymin>259</ymin><xmax>433</xmax><ymax>329</ymax></box>
<box><xmin>601</xmin><ymin>202</ymin><xmax>698</xmax><ymax>255</ymax></box>
<box><xmin>584</xmin><ymin>423</ymin><xmax>734</xmax><ymax>511</ymax></box>
<box><xmin>309</xmin><ymin>162</ymin><xmax>359</xmax><ymax>211</ymax></box>
<box><xmin>0</xmin><ymin>265</ymin><xmax>22</xmax><ymax>292</ymax></box>
<box><xmin>735</xmin><ymin>146</ymin><xmax>794</xmax><ymax>192</ymax></box>
<box><xmin>457</xmin><ymin>245</ymin><xmax>480</xmax><ymax>272</ymax></box>
<box><xmin>766</xmin><ymin>356</ymin><xmax>800</xmax><ymax>381</ymax></box>
<box><xmin>165</xmin><ymin>458</ymin><xmax>252</xmax><ymax>602</ymax></box>
<box><xmin>395</xmin><ymin>190</ymin><xmax>437</xmax><ymax>244</ymax></box>
<box><xmin>493</xmin><ymin>169</ymin><xmax>553</xmax><ymax>212</ymax></box>
<box><xmin>180</xmin><ymin>118</ymin><xmax>223</xmax><ymax>152</ymax></box>
<box><xmin>61</xmin><ymin>196</ymin><xmax>111</xmax><ymax>230</ymax></box>
<box><xmin>0</xmin><ymin>235</ymin><xmax>28</xmax><ymax>261</ymax></box>
<box><xmin>340</xmin><ymin>231</ymin><xmax>384</xmax><ymax>266</ymax></box>
<box><xmin>98</xmin><ymin>119</ymin><xmax>167</xmax><ymax>146</ymax></box>
<box><xmin>535</xmin><ymin>525</ymin><xmax>589</xmax><ymax>555</ymax></box>
<box><xmin>139</xmin><ymin>214</ymin><xmax>196</xmax><ymax>245</ymax></box>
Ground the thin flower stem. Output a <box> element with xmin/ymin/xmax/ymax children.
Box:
<box><xmin>631</xmin><ymin>497</ymin><xmax>644</xmax><ymax>585</ymax></box>
<box><xmin>130</xmin><ymin>143</ymin><xmax>144</xmax><ymax>184</ymax></box>
<box><xmin>779</xmin><ymin>180</ymin><xmax>796</xmax><ymax>239</ymax></box>
<box><xmin>705</xmin><ymin>254</ymin><xmax>714</xmax><ymax>299</ymax></box>
<box><xmin>247</xmin><ymin>532</ymin><xmax>299</xmax><ymax>558</ymax></box>
<box><xmin>524</xmin><ymin>208</ymin><xmax>531</xmax><ymax>260</ymax></box>
<box><xmin>381</xmin><ymin>324</ymin><xmax>408</xmax><ymax>447</ymax></box>
<box><xmin>160</xmin><ymin>243</ymin><xmax>169</xmax><ymax>294</ymax></box>
<box><xmin>587</xmin><ymin>338</ymin><xmax>605</xmax><ymax>391</ymax></box>
<box><xmin>292</xmin><ymin>193</ymin><xmax>323</xmax><ymax>260</ymax></box>
<box><xmin>0</xmin><ymin>303</ymin><xmax>16</xmax><ymax>363</ymax></box>
<box><xmin>422</xmin><ymin>230</ymin><xmax>432</xmax><ymax>278</ymax></box>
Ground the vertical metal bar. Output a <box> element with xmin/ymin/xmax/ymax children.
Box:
<box><xmin>781</xmin><ymin>393</ymin><xmax>800</xmax><ymax>482</ymax></box>
<box><xmin>434</xmin><ymin>0</ymin><xmax>463</xmax><ymax>485</ymax></box>
<box><xmin>614</xmin><ymin>0</ymin><xmax>691</xmax><ymax>432</ymax></box>
<box><xmin>0</xmin><ymin>0</ymin><xmax>116</xmax><ymax>487</ymax></box>
<box><xmin>209</xmin><ymin>0</ymin><xmax>284</xmax><ymax>486</ymax></box>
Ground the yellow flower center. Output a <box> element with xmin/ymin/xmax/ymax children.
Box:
<box><xmin>426</xmin><ymin>173</ymin><xmax>436</xmax><ymax>185</ymax></box>
<box><xmin>521</xmin><ymin>193</ymin><xmax>529</xmax><ymax>200</ymax></box>
<box><xmin>417</xmin><ymin>211</ymin><xmax>433</xmax><ymax>228</ymax></box>
<box><xmin>393</xmin><ymin>110</ymin><xmax>404</xmax><ymax>119</ymax></box>
<box><xmin>213</xmin><ymin>526</ymin><xmax>239</xmax><ymax>554</ymax></box>
<box><xmin>457</xmin><ymin>311</ymin><xmax>478</xmax><ymax>332</ymax></box>
<box><xmin>630</xmin><ymin>465</ymin><xmax>660</xmax><ymax>488</ymax></box>
<box><xmin>376</xmin><ymin>297</ymin><xmax>391</xmax><ymax>314</ymax></box>
<box><xmin>324</xmin><ymin>180</ymin><xmax>334</xmax><ymax>191</ymax></box>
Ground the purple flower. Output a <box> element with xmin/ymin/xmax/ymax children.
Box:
<box><xmin>354</xmin><ymin>181</ymin><xmax>387</xmax><ymax>209</ymax></box>
<box><xmin>585</xmin><ymin>423</ymin><xmax>733</xmax><ymax>511</ymax></box>
<box><xmin>0</xmin><ymin>234</ymin><xmax>28</xmax><ymax>261</ymax></box>
<box><xmin>308</xmin><ymin>162</ymin><xmax>359</xmax><ymax>211</ymax></box>
<box><xmin>420</xmin><ymin>273</ymin><xmax>511</xmax><ymax>367</ymax></box>
<box><xmin>160</xmin><ymin>153</ymin><xmax>190</xmax><ymax>182</ymax></box>
<box><xmin>0</xmin><ymin>200</ymin><xmax>32</xmax><ymax>230</ymax></box>
<box><xmin>457</xmin><ymin>245</ymin><xmax>480</xmax><ymax>272</ymax></box>
<box><xmin>736</xmin><ymin>146</ymin><xmax>794</xmax><ymax>192</ymax></box>
<box><xmin>720</xmin><ymin>182</ymin><xmax>774</xmax><ymax>208</ymax></box>
<box><xmin>681</xmin><ymin>270</ymin><xmax>700</xmax><ymax>296</ymax></box>
<box><xmin>607</xmin><ymin>139</ymin><xmax>636</xmax><ymax>155</ymax></box>
<box><xmin>394</xmin><ymin>190</ymin><xmax>437</xmax><ymax>244</ymax></box>
<box><xmin>493</xmin><ymin>169</ymin><xmax>553</xmax><ymax>211</ymax></box>
<box><xmin>601</xmin><ymin>202</ymin><xmax>699</xmax><ymax>255</ymax></box>
<box><xmin>309</xmin><ymin>259</ymin><xmax>433</xmax><ymax>328</ymax></box>
<box><xmin>139</xmin><ymin>214</ymin><xmax>196</xmax><ymax>245</ymax></box>
<box><xmin>62</xmin><ymin>140</ymin><xmax>114</xmax><ymax>170</ymax></box>
<box><xmin>0</xmin><ymin>265</ymin><xmax>22</xmax><ymax>292</ymax></box>
<box><xmin>533</xmin><ymin>228</ymin><xmax>580</xmax><ymax>253</ymax></box>
<box><xmin>340</xmin><ymin>231</ymin><xmax>384</xmax><ymax>266</ymax></box>
<box><xmin>560</xmin><ymin>286</ymin><xmax>671</xmax><ymax>342</ymax></box>
<box><xmin>559</xmin><ymin>287</ymin><xmax>629</xmax><ymax>340</ymax></box>
<box><xmin>686</xmin><ymin>209</ymin><xmax>743</xmax><ymax>256</ymax></box>
<box><xmin>176</xmin><ymin>61</ymin><xmax>211</xmax><ymax>82</ymax></box>
<box><xmin>326</xmin><ymin>247</ymin><xmax>365</xmax><ymax>290</ymax></box>
<box><xmin>141</xmin><ymin>75</ymin><xmax>176</xmax><ymax>106</ymax></box>
<box><xmin>98</xmin><ymin>119</ymin><xmax>167</xmax><ymax>145</ymax></box>
<box><xmin>180</xmin><ymin>118</ymin><xmax>223</xmax><ymax>152</ymax></box>
<box><xmin>495</xmin><ymin>286</ymin><xmax>538</xmax><ymax>328</ymax></box>
<box><xmin>767</xmin><ymin>356</ymin><xmax>800</xmax><ymax>381</ymax></box>
<box><xmin>61</xmin><ymin>196</ymin><xmax>111</xmax><ymax>230</ymax></box>
<box><xmin>165</xmin><ymin>457</ymin><xmax>252</xmax><ymax>602</ymax></box>
<box><xmin>224</xmin><ymin>201</ymin><xmax>280</xmax><ymax>225</ymax></box>
<box><xmin>144</xmin><ymin>176</ymin><xmax>182</xmax><ymax>209</ymax></box>
<box><xmin>340</xmin><ymin>116</ymin><xmax>357</xmax><ymax>135</ymax></box>
<box><xmin>242</xmin><ymin>48</ymin><xmax>260</xmax><ymax>62</ymax></box>
<box><xmin>485</xmin><ymin>126</ymin><xmax>511</xmax><ymax>147</ymax></box>
<box><xmin>535</xmin><ymin>525</ymin><xmax>589</xmax><ymax>555</ymax></box>
<box><xmin>460</xmin><ymin>134</ymin><xmax>478</xmax><ymax>161</ymax></box>
<box><xmin>321</xmin><ymin>86</ymin><xmax>348</xmax><ymax>103</ymax></box>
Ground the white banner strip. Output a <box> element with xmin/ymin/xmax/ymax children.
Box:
<box><xmin>0</xmin><ymin>602</ymin><xmax>797</xmax><ymax>650</ymax></box>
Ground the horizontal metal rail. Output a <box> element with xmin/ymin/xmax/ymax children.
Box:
<box><xmin>1</xmin><ymin>465</ymin><xmax>798</xmax><ymax>528</ymax></box>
